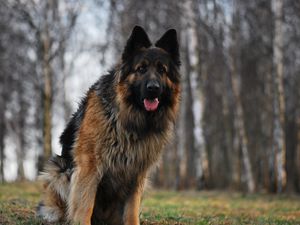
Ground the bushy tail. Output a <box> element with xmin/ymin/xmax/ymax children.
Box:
<box><xmin>37</xmin><ymin>155</ymin><xmax>72</xmax><ymax>223</ymax></box>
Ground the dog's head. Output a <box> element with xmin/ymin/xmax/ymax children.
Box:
<box><xmin>118</xmin><ymin>26</ymin><xmax>181</xmax><ymax>113</ymax></box>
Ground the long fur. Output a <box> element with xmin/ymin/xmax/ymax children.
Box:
<box><xmin>37</xmin><ymin>26</ymin><xmax>181</xmax><ymax>225</ymax></box>
<box><xmin>37</xmin><ymin>156</ymin><xmax>71</xmax><ymax>222</ymax></box>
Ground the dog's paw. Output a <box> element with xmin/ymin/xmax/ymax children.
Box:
<box><xmin>36</xmin><ymin>201</ymin><xmax>63</xmax><ymax>223</ymax></box>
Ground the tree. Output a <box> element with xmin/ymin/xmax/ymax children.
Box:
<box><xmin>10</xmin><ymin>0</ymin><xmax>79</xmax><ymax>170</ymax></box>
<box><xmin>272</xmin><ymin>0</ymin><xmax>286</xmax><ymax>193</ymax></box>
<box><xmin>229</xmin><ymin>2</ymin><xmax>256</xmax><ymax>193</ymax></box>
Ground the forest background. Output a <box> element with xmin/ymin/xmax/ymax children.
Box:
<box><xmin>1</xmin><ymin>0</ymin><xmax>300</xmax><ymax>194</ymax></box>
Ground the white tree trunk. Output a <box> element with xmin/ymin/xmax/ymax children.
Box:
<box><xmin>272</xmin><ymin>0</ymin><xmax>286</xmax><ymax>193</ymax></box>
<box><xmin>184</xmin><ymin>0</ymin><xmax>209</xmax><ymax>189</ymax></box>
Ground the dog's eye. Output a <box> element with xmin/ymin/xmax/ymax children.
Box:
<box><xmin>157</xmin><ymin>65</ymin><xmax>166</xmax><ymax>74</ymax></box>
<box><xmin>137</xmin><ymin>65</ymin><xmax>147</xmax><ymax>74</ymax></box>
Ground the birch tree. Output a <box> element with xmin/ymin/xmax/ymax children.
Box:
<box><xmin>183</xmin><ymin>0</ymin><xmax>210</xmax><ymax>189</ymax></box>
<box><xmin>272</xmin><ymin>0</ymin><xmax>286</xmax><ymax>192</ymax></box>
<box><xmin>0</xmin><ymin>55</ymin><xmax>7</xmax><ymax>183</ymax></box>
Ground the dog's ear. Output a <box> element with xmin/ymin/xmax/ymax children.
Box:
<box><xmin>122</xmin><ymin>26</ymin><xmax>152</xmax><ymax>61</ymax></box>
<box><xmin>155</xmin><ymin>29</ymin><xmax>180</xmax><ymax>66</ymax></box>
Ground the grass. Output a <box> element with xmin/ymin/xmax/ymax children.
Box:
<box><xmin>0</xmin><ymin>182</ymin><xmax>300</xmax><ymax>224</ymax></box>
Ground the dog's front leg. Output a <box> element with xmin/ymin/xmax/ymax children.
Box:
<box><xmin>123</xmin><ymin>175</ymin><xmax>146</xmax><ymax>225</ymax></box>
<box><xmin>68</xmin><ymin>165</ymin><xmax>102</xmax><ymax>225</ymax></box>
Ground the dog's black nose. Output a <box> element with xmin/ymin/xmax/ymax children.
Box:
<box><xmin>146</xmin><ymin>80</ymin><xmax>160</xmax><ymax>92</ymax></box>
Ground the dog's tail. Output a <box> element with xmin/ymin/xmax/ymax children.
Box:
<box><xmin>36</xmin><ymin>155</ymin><xmax>72</xmax><ymax>223</ymax></box>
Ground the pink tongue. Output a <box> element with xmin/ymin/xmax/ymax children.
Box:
<box><xmin>144</xmin><ymin>98</ymin><xmax>159</xmax><ymax>111</ymax></box>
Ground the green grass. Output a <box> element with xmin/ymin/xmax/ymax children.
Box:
<box><xmin>0</xmin><ymin>182</ymin><xmax>300</xmax><ymax>224</ymax></box>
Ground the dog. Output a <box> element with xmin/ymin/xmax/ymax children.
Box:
<box><xmin>37</xmin><ymin>26</ymin><xmax>181</xmax><ymax>225</ymax></box>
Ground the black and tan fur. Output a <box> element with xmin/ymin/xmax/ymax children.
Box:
<box><xmin>37</xmin><ymin>26</ymin><xmax>181</xmax><ymax>225</ymax></box>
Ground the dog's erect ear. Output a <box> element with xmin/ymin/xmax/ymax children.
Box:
<box><xmin>155</xmin><ymin>29</ymin><xmax>180</xmax><ymax>66</ymax></box>
<box><xmin>122</xmin><ymin>26</ymin><xmax>152</xmax><ymax>61</ymax></box>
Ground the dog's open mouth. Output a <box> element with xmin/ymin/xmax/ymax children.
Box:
<box><xmin>143</xmin><ymin>98</ymin><xmax>159</xmax><ymax>111</ymax></box>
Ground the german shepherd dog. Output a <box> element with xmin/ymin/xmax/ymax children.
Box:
<box><xmin>37</xmin><ymin>26</ymin><xmax>181</xmax><ymax>225</ymax></box>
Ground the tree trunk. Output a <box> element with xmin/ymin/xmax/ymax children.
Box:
<box><xmin>296</xmin><ymin>113</ymin><xmax>300</xmax><ymax>191</ymax></box>
<box><xmin>42</xmin><ymin>7</ymin><xmax>53</xmax><ymax>168</ymax></box>
<box><xmin>42</xmin><ymin>43</ymin><xmax>53</xmax><ymax>166</ymax></box>
<box><xmin>272</xmin><ymin>0</ymin><xmax>286</xmax><ymax>193</ymax></box>
<box><xmin>177</xmin><ymin>73</ymin><xmax>187</xmax><ymax>190</ymax></box>
<box><xmin>229</xmin><ymin>9</ymin><xmax>255</xmax><ymax>192</ymax></box>
<box><xmin>264</xmin><ymin>65</ymin><xmax>274</xmax><ymax>192</ymax></box>
<box><xmin>0</xmin><ymin>90</ymin><xmax>5</xmax><ymax>183</ymax></box>
<box><xmin>16</xmin><ymin>137</ymin><xmax>25</xmax><ymax>181</ymax></box>
<box><xmin>295</xmin><ymin>74</ymin><xmax>300</xmax><ymax>191</ymax></box>
<box><xmin>188</xmin><ymin>0</ymin><xmax>210</xmax><ymax>189</ymax></box>
<box><xmin>178</xmin><ymin>34</ymin><xmax>197</xmax><ymax>189</ymax></box>
<box><xmin>16</xmin><ymin>83</ymin><xmax>26</xmax><ymax>181</ymax></box>
<box><xmin>183</xmin><ymin>44</ymin><xmax>197</xmax><ymax>188</ymax></box>
<box><xmin>230</xmin><ymin>68</ymin><xmax>255</xmax><ymax>193</ymax></box>
<box><xmin>59</xmin><ymin>44</ymin><xmax>72</xmax><ymax>123</ymax></box>
<box><xmin>174</xmin><ymin>124</ymin><xmax>182</xmax><ymax>190</ymax></box>
<box><xmin>0</xmin><ymin>66</ymin><xmax>8</xmax><ymax>183</ymax></box>
<box><xmin>231</xmin><ymin>104</ymin><xmax>241</xmax><ymax>189</ymax></box>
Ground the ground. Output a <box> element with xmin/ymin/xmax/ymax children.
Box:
<box><xmin>0</xmin><ymin>182</ymin><xmax>299</xmax><ymax>225</ymax></box>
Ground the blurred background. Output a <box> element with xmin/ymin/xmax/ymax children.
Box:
<box><xmin>0</xmin><ymin>0</ymin><xmax>299</xmax><ymax>194</ymax></box>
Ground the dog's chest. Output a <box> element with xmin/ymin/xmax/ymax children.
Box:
<box><xmin>101</xmin><ymin>133</ymin><xmax>164</xmax><ymax>173</ymax></box>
